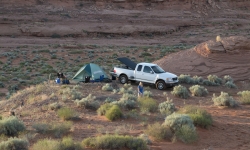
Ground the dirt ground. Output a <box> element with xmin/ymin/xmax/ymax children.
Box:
<box><xmin>0</xmin><ymin>0</ymin><xmax>250</xmax><ymax>149</ymax></box>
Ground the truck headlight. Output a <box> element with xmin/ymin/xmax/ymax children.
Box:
<box><xmin>166</xmin><ymin>78</ymin><xmax>173</xmax><ymax>82</ymax></box>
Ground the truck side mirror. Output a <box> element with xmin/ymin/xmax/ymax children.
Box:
<box><xmin>150</xmin><ymin>71</ymin><xmax>154</xmax><ymax>74</ymax></box>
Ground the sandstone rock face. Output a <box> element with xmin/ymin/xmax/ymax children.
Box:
<box><xmin>195</xmin><ymin>36</ymin><xmax>250</xmax><ymax>56</ymax></box>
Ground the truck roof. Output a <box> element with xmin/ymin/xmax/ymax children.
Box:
<box><xmin>138</xmin><ymin>62</ymin><xmax>157</xmax><ymax>66</ymax></box>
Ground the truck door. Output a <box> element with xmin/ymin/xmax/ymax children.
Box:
<box><xmin>135</xmin><ymin>65</ymin><xmax>143</xmax><ymax>80</ymax></box>
<box><xmin>141</xmin><ymin>66</ymin><xmax>156</xmax><ymax>83</ymax></box>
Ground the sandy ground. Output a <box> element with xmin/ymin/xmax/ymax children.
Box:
<box><xmin>0</xmin><ymin>0</ymin><xmax>250</xmax><ymax>149</ymax></box>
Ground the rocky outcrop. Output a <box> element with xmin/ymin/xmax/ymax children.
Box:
<box><xmin>195</xmin><ymin>36</ymin><xmax>250</xmax><ymax>57</ymax></box>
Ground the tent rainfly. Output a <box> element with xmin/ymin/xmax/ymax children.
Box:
<box><xmin>72</xmin><ymin>63</ymin><xmax>109</xmax><ymax>82</ymax></box>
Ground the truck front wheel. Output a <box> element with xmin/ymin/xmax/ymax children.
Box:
<box><xmin>119</xmin><ymin>75</ymin><xmax>128</xmax><ymax>84</ymax></box>
<box><xmin>156</xmin><ymin>80</ymin><xmax>166</xmax><ymax>90</ymax></box>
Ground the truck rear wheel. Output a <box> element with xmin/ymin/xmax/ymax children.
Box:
<box><xmin>119</xmin><ymin>75</ymin><xmax>128</xmax><ymax>84</ymax></box>
<box><xmin>156</xmin><ymin>80</ymin><xmax>166</xmax><ymax>90</ymax></box>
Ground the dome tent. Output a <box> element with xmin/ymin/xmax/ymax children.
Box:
<box><xmin>72</xmin><ymin>63</ymin><xmax>109</xmax><ymax>82</ymax></box>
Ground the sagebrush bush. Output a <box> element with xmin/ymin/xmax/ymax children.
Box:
<box><xmin>202</xmin><ymin>79</ymin><xmax>216</xmax><ymax>86</ymax></box>
<box><xmin>33</xmin><ymin>138</ymin><xmax>61</xmax><ymax>150</ymax></box>
<box><xmin>57</xmin><ymin>107</ymin><xmax>78</xmax><ymax>120</ymax></box>
<box><xmin>143</xmin><ymin>90</ymin><xmax>153</xmax><ymax>97</ymax></box>
<box><xmin>49</xmin><ymin>102</ymin><xmax>61</xmax><ymax>110</ymax></box>
<box><xmin>75</xmin><ymin>94</ymin><xmax>100</xmax><ymax>110</ymax></box>
<box><xmin>0</xmin><ymin>116</ymin><xmax>26</xmax><ymax>136</ymax></box>
<box><xmin>51</xmin><ymin>121</ymin><xmax>72</xmax><ymax>138</ymax></box>
<box><xmin>144</xmin><ymin>122</ymin><xmax>172</xmax><ymax>141</ymax></box>
<box><xmin>212</xmin><ymin>92</ymin><xmax>237</xmax><ymax>107</ymax></box>
<box><xmin>97</xmin><ymin>103</ymin><xmax>113</xmax><ymax>116</ymax></box>
<box><xmin>118</xmin><ymin>84</ymin><xmax>134</xmax><ymax>94</ymax></box>
<box><xmin>163</xmin><ymin>113</ymin><xmax>197</xmax><ymax>143</ymax></box>
<box><xmin>32</xmin><ymin>123</ymin><xmax>50</xmax><ymax>134</ymax></box>
<box><xmin>171</xmin><ymin>85</ymin><xmax>189</xmax><ymax>99</ymax></box>
<box><xmin>207</xmin><ymin>75</ymin><xmax>222</xmax><ymax>85</ymax></box>
<box><xmin>158</xmin><ymin>98</ymin><xmax>175</xmax><ymax>115</ymax></box>
<box><xmin>224</xmin><ymin>81</ymin><xmax>237</xmax><ymax>89</ymax></box>
<box><xmin>102</xmin><ymin>83</ymin><xmax>113</xmax><ymax>91</ymax></box>
<box><xmin>60</xmin><ymin>136</ymin><xmax>82</xmax><ymax>150</ymax></box>
<box><xmin>189</xmin><ymin>85</ymin><xmax>208</xmax><ymax>97</ymax></box>
<box><xmin>118</xmin><ymin>93</ymin><xmax>137</xmax><ymax>109</ymax></box>
<box><xmin>138</xmin><ymin>97</ymin><xmax>158</xmax><ymax>113</ymax></box>
<box><xmin>138</xmin><ymin>134</ymin><xmax>151</xmax><ymax>144</ymax></box>
<box><xmin>82</xmin><ymin>134</ymin><xmax>148</xmax><ymax>150</ymax></box>
<box><xmin>105</xmin><ymin>105</ymin><xmax>122</xmax><ymax>121</ymax></box>
<box><xmin>178</xmin><ymin>74</ymin><xmax>194</xmax><ymax>84</ymax></box>
<box><xmin>0</xmin><ymin>138</ymin><xmax>29</xmax><ymax>150</ymax></box>
<box><xmin>178</xmin><ymin>105</ymin><xmax>212</xmax><ymax>128</ymax></box>
<box><xmin>237</xmin><ymin>90</ymin><xmax>250</xmax><ymax>104</ymax></box>
<box><xmin>104</xmin><ymin>97</ymin><xmax>116</xmax><ymax>103</ymax></box>
<box><xmin>223</xmin><ymin>75</ymin><xmax>233</xmax><ymax>82</ymax></box>
<box><xmin>192</xmin><ymin>76</ymin><xmax>203</xmax><ymax>84</ymax></box>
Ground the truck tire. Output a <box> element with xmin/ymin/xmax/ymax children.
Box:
<box><xmin>156</xmin><ymin>80</ymin><xmax>166</xmax><ymax>90</ymax></box>
<box><xmin>119</xmin><ymin>75</ymin><xmax>128</xmax><ymax>84</ymax></box>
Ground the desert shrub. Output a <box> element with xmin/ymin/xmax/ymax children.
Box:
<box><xmin>32</xmin><ymin>123</ymin><xmax>50</xmax><ymax>134</ymax></box>
<box><xmin>75</xmin><ymin>94</ymin><xmax>100</xmax><ymax>110</ymax></box>
<box><xmin>60</xmin><ymin>136</ymin><xmax>82</xmax><ymax>150</ymax></box>
<box><xmin>212</xmin><ymin>92</ymin><xmax>238</xmax><ymax>107</ymax></box>
<box><xmin>202</xmin><ymin>79</ymin><xmax>216</xmax><ymax>86</ymax></box>
<box><xmin>57</xmin><ymin>107</ymin><xmax>78</xmax><ymax>120</ymax></box>
<box><xmin>104</xmin><ymin>97</ymin><xmax>116</xmax><ymax>103</ymax></box>
<box><xmin>207</xmin><ymin>75</ymin><xmax>222</xmax><ymax>85</ymax></box>
<box><xmin>224</xmin><ymin>81</ymin><xmax>237</xmax><ymax>89</ymax></box>
<box><xmin>171</xmin><ymin>85</ymin><xmax>189</xmax><ymax>99</ymax></box>
<box><xmin>33</xmin><ymin>138</ymin><xmax>61</xmax><ymax>150</ymax></box>
<box><xmin>0</xmin><ymin>82</ymin><xmax>4</xmax><ymax>88</ymax></box>
<box><xmin>178</xmin><ymin>74</ymin><xmax>194</xmax><ymax>84</ymax></box>
<box><xmin>237</xmin><ymin>90</ymin><xmax>250</xmax><ymax>104</ymax></box>
<box><xmin>189</xmin><ymin>85</ymin><xmax>208</xmax><ymax>97</ymax></box>
<box><xmin>51</xmin><ymin>121</ymin><xmax>72</xmax><ymax>138</ymax></box>
<box><xmin>105</xmin><ymin>105</ymin><xmax>122</xmax><ymax>121</ymax></box>
<box><xmin>138</xmin><ymin>134</ymin><xmax>151</xmax><ymax>144</ymax></box>
<box><xmin>118</xmin><ymin>93</ymin><xmax>137</xmax><ymax>109</ymax></box>
<box><xmin>143</xmin><ymin>90</ymin><xmax>153</xmax><ymax>97</ymax></box>
<box><xmin>138</xmin><ymin>97</ymin><xmax>157</xmax><ymax>113</ymax></box>
<box><xmin>70</xmin><ymin>89</ymin><xmax>83</xmax><ymax>100</ymax></box>
<box><xmin>102</xmin><ymin>83</ymin><xmax>113</xmax><ymax>91</ymax></box>
<box><xmin>192</xmin><ymin>76</ymin><xmax>203</xmax><ymax>84</ymax></box>
<box><xmin>223</xmin><ymin>75</ymin><xmax>233</xmax><ymax>82</ymax></box>
<box><xmin>163</xmin><ymin>113</ymin><xmax>197</xmax><ymax>143</ymax></box>
<box><xmin>82</xmin><ymin>134</ymin><xmax>148</xmax><ymax>150</ymax></box>
<box><xmin>0</xmin><ymin>116</ymin><xmax>26</xmax><ymax>136</ymax></box>
<box><xmin>178</xmin><ymin>105</ymin><xmax>212</xmax><ymax>128</ymax></box>
<box><xmin>0</xmin><ymin>138</ymin><xmax>29</xmax><ymax>150</ymax></box>
<box><xmin>158</xmin><ymin>98</ymin><xmax>176</xmax><ymax>115</ymax></box>
<box><xmin>97</xmin><ymin>103</ymin><xmax>113</xmax><ymax>116</ymax></box>
<box><xmin>49</xmin><ymin>102</ymin><xmax>61</xmax><ymax>110</ymax></box>
<box><xmin>144</xmin><ymin>122</ymin><xmax>172</xmax><ymax>141</ymax></box>
<box><xmin>118</xmin><ymin>84</ymin><xmax>134</xmax><ymax>94</ymax></box>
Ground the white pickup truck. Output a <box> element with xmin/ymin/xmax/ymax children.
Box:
<box><xmin>111</xmin><ymin>57</ymin><xmax>179</xmax><ymax>90</ymax></box>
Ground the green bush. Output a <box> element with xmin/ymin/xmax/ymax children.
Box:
<box><xmin>171</xmin><ymin>85</ymin><xmax>189</xmax><ymax>99</ymax></box>
<box><xmin>212</xmin><ymin>92</ymin><xmax>238</xmax><ymax>107</ymax></box>
<box><xmin>224</xmin><ymin>81</ymin><xmax>237</xmax><ymax>89</ymax></box>
<box><xmin>118</xmin><ymin>93</ymin><xmax>137</xmax><ymax>109</ymax></box>
<box><xmin>104</xmin><ymin>97</ymin><xmax>116</xmax><ymax>103</ymax></box>
<box><xmin>105</xmin><ymin>105</ymin><xmax>122</xmax><ymax>121</ymax></box>
<box><xmin>118</xmin><ymin>84</ymin><xmax>134</xmax><ymax>94</ymax></box>
<box><xmin>223</xmin><ymin>75</ymin><xmax>233</xmax><ymax>82</ymax></box>
<box><xmin>178</xmin><ymin>105</ymin><xmax>212</xmax><ymax>128</ymax></box>
<box><xmin>49</xmin><ymin>102</ymin><xmax>61</xmax><ymax>110</ymax></box>
<box><xmin>189</xmin><ymin>85</ymin><xmax>208</xmax><ymax>97</ymax></box>
<box><xmin>202</xmin><ymin>79</ymin><xmax>216</xmax><ymax>86</ymax></box>
<box><xmin>178</xmin><ymin>74</ymin><xmax>194</xmax><ymax>84</ymax></box>
<box><xmin>60</xmin><ymin>136</ymin><xmax>82</xmax><ymax>150</ymax></box>
<box><xmin>75</xmin><ymin>94</ymin><xmax>100</xmax><ymax>110</ymax></box>
<box><xmin>33</xmin><ymin>138</ymin><xmax>61</xmax><ymax>150</ymax></box>
<box><xmin>32</xmin><ymin>123</ymin><xmax>50</xmax><ymax>134</ymax></box>
<box><xmin>0</xmin><ymin>116</ymin><xmax>26</xmax><ymax>136</ymax></box>
<box><xmin>207</xmin><ymin>75</ymin><xmax>222</xmax><ymax>85</ymax></box>
<box><xmin>192</xmin><ymin>76</ymin><xmax>203</xmax><ymax>84</ymax></box>
<box><xmin>51</xmin><ymin>122</ymin><xmax>72</xmax><ymax>138</ymax></box>
<box><xmin>0</xmin><ymin>138</ymin><xmax>29</xmax><ymax>150</ymax></box>
<box><xmin>163</xmin><ymin>113</ymin><xmax>197</xmax><ymax>143</ymax></box>
<box><xmin>144</xmin><ymin>122</ymin><xmax>172</xmax><ymax>141</ymax></box>
<box><xmin>97</xmin><ymin>103</ymin><xmax>113</xmax><ymax>116</ymax></box>
<box><xmin>158</xmin><ymin>98</ymin><xmax>176</xmax><ymax>115</ymax></box>
<box><xmin>102</xmin><ymin>83</ymin><xmax>113</xmax><ymax>91</ymax></box>
<box><xmin>82</xmin><ymin>134</ymin><xmax>148</xmax><ymax>150</ymax></box>
<box><xmin>237</xmin><ymin>90</ymin><xmax>250</xmax><ymax>104</ymax></box>
<box><xmin>143</xmin><ymin>90</ymin><xmax>153</xmax><ymax>97</ymax></box>
<box><xmin>57</xmin><ymin>107</ymin><xmax>78</xmax><ymax>120</ymax></box>
<box><xmin>138</xmin><ymin>97</ymin><xmax>158</xmax><ymax>113</ymax></box>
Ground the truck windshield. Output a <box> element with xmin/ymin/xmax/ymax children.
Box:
<box><xmin>151</xmin><ymin>66</ymin><xmax>165</xmax><ymax>73</ymax></box>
